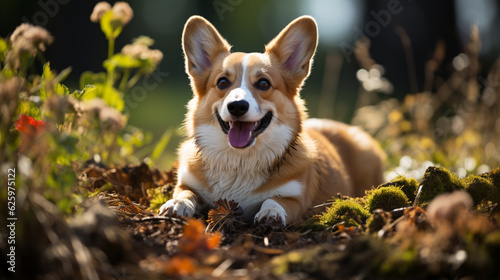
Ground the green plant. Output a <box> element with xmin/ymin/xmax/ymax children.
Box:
<box><xmin>0</xmin><ymin>2</ymin><xmax>165</xmax><ymax>213</ymax></box>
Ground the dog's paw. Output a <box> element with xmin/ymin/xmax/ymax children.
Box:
<box><xmin>254</xmin><ymin>199</ymin><xmax>287</xmax><ymax>226</ymax></box>
<box><xmin>158</xmin><ymin>198</ymin><xmax>196</xmax><ymax>217</ymax></box>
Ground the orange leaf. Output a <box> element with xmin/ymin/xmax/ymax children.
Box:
<box><xmin>183</xmin><ymin>218</ymin><xmax>205</xmax><ymax>241</ymax></box>
<box><xmin>206</xmin><ymin>232</ymin><xmax>221</xmax><ymax>250</ymax></box>
<box><xmin>338</xmin><ymin>224</ymin><xmax>345</xmax><ymax>232</ymax></box>
<box><xmin>178</xmin><ymin>218</ymin><xmax>221</xmax><ymax>254</ymax></box>
<box><xmin>165</xmin><ymin>256</ymin><xmax>195</xmax><ymax>276</ymax></box>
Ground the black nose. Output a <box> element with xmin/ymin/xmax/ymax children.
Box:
<box><xmin>227</xmin><ymin>100</ymin><xmax>249</xmax><ymax>117</ymax></box>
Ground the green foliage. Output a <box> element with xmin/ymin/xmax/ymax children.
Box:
<box><xmin>147</xmin><ymin>187</ymin><xmax>171</xmax><ymax>211</ymax></box>
<box><xmin>365</xmin><ymin>186</ymin><xmax>409</xmax><ymax>213</ymax></box>
<box><xmin>0</xmin><ymin>38</ymin><xmax>7</xmax><ymax>62</ymax></box>
<box><xmin>81</xmin><ymin>83</ymin><xmax>124</xmax><ymax>111</ymax></box>
<box><xmin>0</xmin><ymin>3</ymin><xmax>165</xmax><ymax>214</ymax></box>
<box><xmin>100</xmin><ymin>10</ymin><xmax>123</xmax><ymax>40</ymax></box>
<box><xmin>320</xmin><ymin>199</ymin><xmax>370</xmax><ymax>227</ymax></box>
<box><xmin>150</xmin><ymin>128</ymin><xmax>173</xmax><ymax>165</ymax></box>
<box><xmin>80</xmin><ymin>71</ymin><xmax>107</xmax><ymax>89</ymax></box>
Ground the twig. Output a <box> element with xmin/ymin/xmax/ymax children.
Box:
<box><xmin>212</xmin><ymin>259</ymin><xmax>234</xmax><ymax>278</ymax></box>
<box><xmin>313</xmin><ymin>201</ymin><xmax>334</xmax><ymax>209</ymax></box>
<box><xmin>413</xmin><ymin>183</ymin><xmax>424</xmax><ymax>207</ymax></box>
<box><xmin>132</xmin><ymin>216</ymin><xmax>186</xmax><ymax>224</ymax></box>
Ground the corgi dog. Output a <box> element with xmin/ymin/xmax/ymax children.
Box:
<box><xmin>159</xmin><ymin>15</ymin><xmax>385</xmax><ymax>225</ymax></box>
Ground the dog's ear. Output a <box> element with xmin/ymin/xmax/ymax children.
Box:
<box><xmin>182</xmin><ymin>16</ymin><xmax>231</xmax><ymax>80</ymax></box>
<box><xmin>265</xmin><ymin>16</ymin><xmax>318</xmax><ymax>89</ymax></box>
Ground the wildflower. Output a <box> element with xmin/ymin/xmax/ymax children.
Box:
<box><xmin>10</xmin><ymin>23</ymin><xmax>53</xmax><ymax>52</ymax></box>
<box><xmin>90</xmin><ymin>2</ymin><xmax>112</xmax><ymax>23</ymax></box>
<box><xmin>91</xmin><ymin>1</ymin><xmax>133</xmax><ymax>26</ymax></box>
<box><xmin>112</xmin><ymin>2</ymin><xmax>134</xmax><ymax>25</ymax></box>
<box><xmin>6</xmin><ymin>24</ymin><xmax>53</xmax><ymax>69</ymax></box>
<box><xmin>121</xmin><ymin>40</ymin><xmax>163</xmax><ymax>66</ymax></box>
<box><xmin>81</xmin><ymin>98</ymin><xmax>125</xmax><ymax>131</ymax></box>
<box><xmin>15</xmin><ymin>114</ymin><xmax>45</xmax><ymax>136</ymax></box>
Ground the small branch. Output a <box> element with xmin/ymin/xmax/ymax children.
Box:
<box><xmin>131</xmin><ymin>216</ymin><xmax>186</xmax><ymax>224</ymax></box>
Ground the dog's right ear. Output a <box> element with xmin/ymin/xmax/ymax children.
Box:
<box><xmin>182</xmin><ymin>16</ymin><xmax>231</xmax><ymax>82</ymax></box>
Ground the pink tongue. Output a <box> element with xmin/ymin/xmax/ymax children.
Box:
<box><xmin>228</xmin><ymin>121</ymin><xmax>254</xmax><ymax>148</ymax></box>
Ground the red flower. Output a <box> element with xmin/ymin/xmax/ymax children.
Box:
<box><xmin>15</xmin><ymin>114</ymin><xmax>45</xmax><ymax>136</ymax></box>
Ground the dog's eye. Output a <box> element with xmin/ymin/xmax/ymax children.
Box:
<box><xmin>256</xmin><ymin>78</ymin><xmax>271</xmax><ymax>91</ymax></box>
<box><xmin>217</xmin><ymin>77</ymin><xmax>231</xmax><ymax>89</ymax></box>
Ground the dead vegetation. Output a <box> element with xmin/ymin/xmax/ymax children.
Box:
<box><xmin>7</xmin><ymin>162</ymin><xmax>499</xmax><ymax>279</ymax></box>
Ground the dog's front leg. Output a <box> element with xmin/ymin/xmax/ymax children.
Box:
<box><xmin>159</xmin><ymin>186</ymin><xmax>198</xmax><ymax>217</ymax></box>
<box><xmin>254</xmin><ymin>197</ymin><xmax>302</xmax><ymax>226</ymax></box>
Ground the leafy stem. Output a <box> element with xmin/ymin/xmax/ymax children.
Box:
<box><xmin>108</xmin><ymin>37</ymin><xmax>115</xmax><ymax>60</ymax></box>
<box><xmin>119</xmin><ymin>69</ymin><xmax>130</xmax><ymax>92</ymax></box>
<box><xmin>126</xmin><ymin>71</ymin><xmax>142</xmax><ymax>89</ymax></box>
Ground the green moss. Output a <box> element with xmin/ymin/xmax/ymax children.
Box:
<box><xmin>297</xmin><ymin>215</ymin><xmax>327</xmax><ymax>232</ymax></box>
<box><xmin>365</xmin><ymin>186</ymin><xmax>410</xmax><ymax>213</ymax></box>
<box><xmin>320</xmin><ymin>199</ymin><xmax>370</xmax><ymax>227</ymax></box>
<box><xmin>465</xmin><ymin>174</ymin><xmax>500</xmax><ymax>205</ymax></box>
<box><xmin>464</xmin><ymin>175</ymin><xmax>494</xmax><ymax>205</ymax></box>
<box><xmin>380</xmin><ymin>176</ymin><xmax>419</xmax><ymax>203</ymax></box>
<box><xmin>419</xmin><ymin>166</ymin><xmax>465</xmax><ymax>205</ymax></box>
<box><xmin>485</xmin><ymin>168</ymin><xmax>500</xmax><ymax>189</ymax></box>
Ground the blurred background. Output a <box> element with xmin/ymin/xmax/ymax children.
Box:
<box><xmin>1</xmin><ymin>0</ymin><xmax>500</xmax><ymax>171</ymax></box>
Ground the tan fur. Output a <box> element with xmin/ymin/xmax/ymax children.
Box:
<box><xmin>159</xmin><ymin>16</ymin><xmax>385</xmax><ymax>225</ymax></box>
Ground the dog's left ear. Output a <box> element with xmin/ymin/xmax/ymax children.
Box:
<box><xmin>265</xmin><ymin>16</ymin><xmax>318</xmax><ymax>88</ymax></box>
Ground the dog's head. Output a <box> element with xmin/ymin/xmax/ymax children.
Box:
<box><xmin>182</xmin><ymin>16</ymin><xmax>317</xmax><ymax>151</ymax></box>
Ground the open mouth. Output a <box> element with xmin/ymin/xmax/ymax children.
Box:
<box><xmin>216</xmin><ymin>111</ymin><xmax>273</xmax><ymax>148</ymax></box>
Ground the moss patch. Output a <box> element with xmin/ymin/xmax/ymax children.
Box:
<box><xmin>320</xmin><ymin>199</ymin><xmax>370</xmax><ymax>227</ymax></box>
<box><xmin>365</xmin><ymin>186</ymin><xmax>410</xmax><ymax>213</ymax></box>
<box><xmin>419</xmin><ymin>166</ymin><xmax>465</xmax><ymax>205</ymax></box>
<box><xmin>298</xmin><ymin>215</ymin><xmax>328</xmax><ymax>232</ymax></box>
<box><xmin>484</xmin><ymin>168</ymin><xmax>500</xmax><ymax>189</ymax></box>
<box><xmin>465</xmin><ymin>174</ymin><xmax>500</xmax><ymax>206</ymax></box>
<box><xmin>380</xmin><ymin>176</ymin><xmax>419</xmax><ymax>203</ymax></box>
<box><xmin>464</xmin><ymin>175</ymin><xmax>494</xmax><ymax>205</ymax></box>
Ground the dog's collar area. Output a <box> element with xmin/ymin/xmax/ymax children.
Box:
<box><xmin>216</xmin><ymin>111</ymin><xmax>273</xmax><ymax>148</ymax></box>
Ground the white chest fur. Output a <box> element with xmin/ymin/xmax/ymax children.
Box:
<box><xmin>177</xmin><ymin>123</ymin><xmax>301</xmax><ymax>219</ymax></box>
<box><xmin>178</xmin><ymin>165</ymin><xmax>303</xmax><ymax>219</ymax></box>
